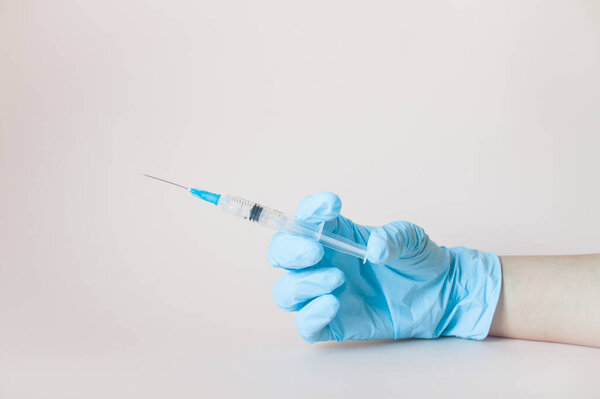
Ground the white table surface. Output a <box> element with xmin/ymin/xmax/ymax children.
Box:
<box><xmin>2</xmin><ymin>335</ymin><xmax>598</xmax><ymax>398</ymax></box>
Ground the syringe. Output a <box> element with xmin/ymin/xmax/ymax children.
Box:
<box><xmin>142</xmin><ymin>174</ymin><xmax>367</xmax><ymax>261</ymax></box>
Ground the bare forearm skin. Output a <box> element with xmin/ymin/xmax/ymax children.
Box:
<box><xmin>489</xmin><ymin>254</ymin><xmax>600</xmax><ymax>348</ymax></box>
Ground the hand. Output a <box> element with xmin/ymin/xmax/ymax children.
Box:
<box><xmin>269</xmin><ymin>192</ymin><xmax>501</xmax><ymax>343</ymax></box>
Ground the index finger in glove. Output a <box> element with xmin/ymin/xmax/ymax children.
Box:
<box><xmin>268</xmin><ymin>192</ymin><xmax>341</xmax><ymax>269</ymax></box>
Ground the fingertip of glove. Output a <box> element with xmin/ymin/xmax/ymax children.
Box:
<box><xmin>367</xmin><ymin>228</ymin><xmax>389</xmax><ymax>264</ymax></box>
<box><xmin>296</xmin><ymin>294</ymin><xmax>340</xmax><ymax>343</ymax></box>
<box><xmin>296</xmin><ymin>192</ymin><xmax>342</xmax><ymax>224</ymax></box>
<box><xmin>268</xmin><ymin>232</ymin><xmax>324</xmax><ymax>269</ymax></box>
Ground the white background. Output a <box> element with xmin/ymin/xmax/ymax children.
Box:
<box><xmin>1</xmin><ymin>0</ymin><xmax>599</xmax><ymax>397</ymax></box>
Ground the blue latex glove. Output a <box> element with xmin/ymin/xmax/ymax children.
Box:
<box><xmin>269</xmin><ymin>192</ymin><xmax>502</xmax><ymax>343</ymax></box>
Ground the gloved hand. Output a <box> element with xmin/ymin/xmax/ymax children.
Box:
<box><xmin>269</xmin><ymin>192</ymin><xmax>502</xmax><ymax>343</ymax></box>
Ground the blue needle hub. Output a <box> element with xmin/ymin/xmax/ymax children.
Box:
<box><xmin>189</xmin><ymin>188</ymin><xmax>221</xmax><ymax>205</ymax></box>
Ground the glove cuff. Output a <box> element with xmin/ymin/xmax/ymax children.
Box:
<box><xmin>438</xmin><ymin>247</ymin><xmax>502</xmax><ymax>340</ymax></box>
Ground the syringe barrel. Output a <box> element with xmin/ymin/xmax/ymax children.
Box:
<box><xmin>219</xmin><ymin>195</ymin><xmax>367</xmax><ymax>261</ymax></box>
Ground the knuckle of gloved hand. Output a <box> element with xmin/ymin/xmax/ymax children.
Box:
<box><xmin>391</xmin><ymin>221</ymin><xmax>427</xmax><ymax>254</ymax></box>
<box><xmin>368</xmin><ymin>221</ymin><xmax>428</xmax><ymax>263</ymax></box>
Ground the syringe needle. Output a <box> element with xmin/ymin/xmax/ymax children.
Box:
<box><xmin>141</xmin><ymin>174</ymin><xmax>189</xmax><ymax>190</ymax></box>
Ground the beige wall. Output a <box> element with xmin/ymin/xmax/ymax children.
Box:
<box><xmin>1</xmin><ymin>1</ymin><xmax>599</xmax><ymax>397</ymax></box>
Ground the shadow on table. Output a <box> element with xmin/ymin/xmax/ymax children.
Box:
<box><xmin>316</xmin><ymin>338</ymin><xmax>413</xmax><ymax>351</ymax></box>
<box><xmin>314</xmin><ymin>336</ymin><xmax>500</xmax><ymax>351</ymax></box>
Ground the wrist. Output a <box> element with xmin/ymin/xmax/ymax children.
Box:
<box><xmin>439</xmin><ymin>247</ymin><xmax>502</xmax><ymax>340</ymax></box>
